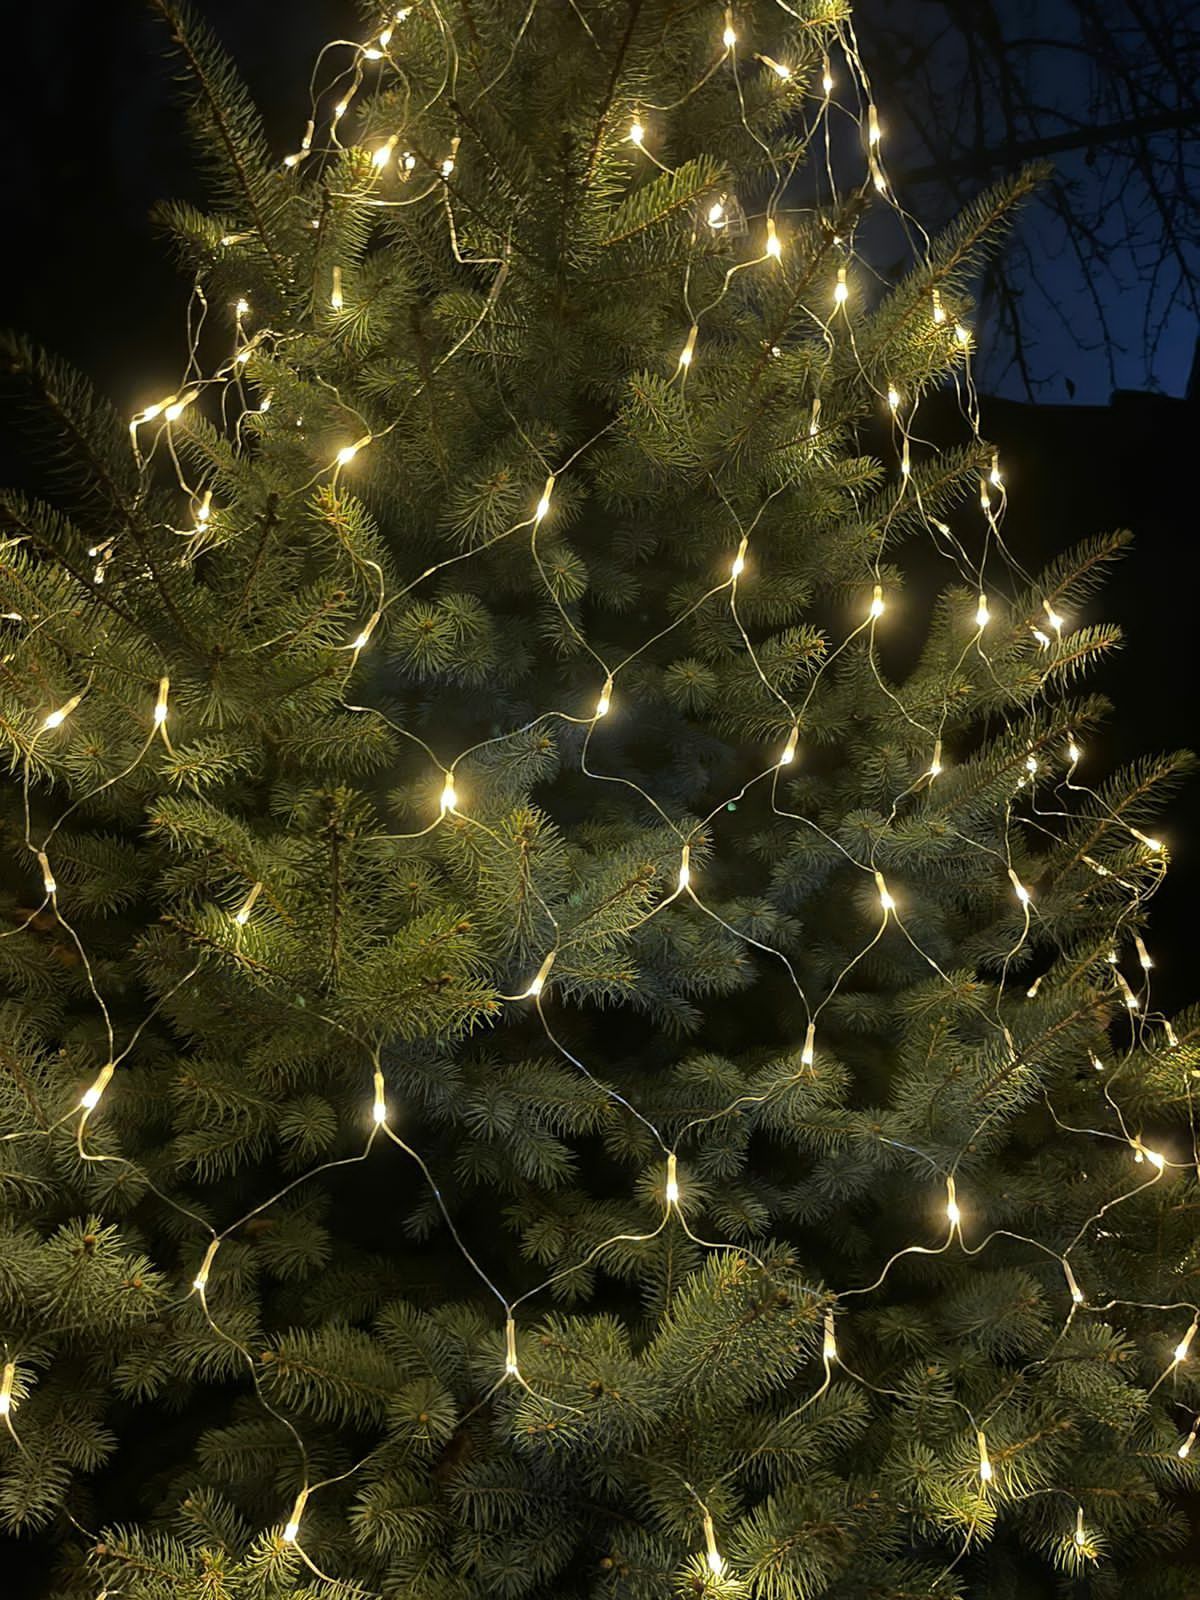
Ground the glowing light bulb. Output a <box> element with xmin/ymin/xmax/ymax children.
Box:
<box><xmin>867</xmin><ymin>105</ymin><xmax>881</xmax><ymax>146</ymax></box>
<box><xmin>1074</xmin><ymin>1507</ymin><xmax>1087</xmax><ymax>1548</ymax></box>
<box><xmin>440</xmin><ymin>773</ymin><xmax>458</xmax><ymax>814</ymax></box>
<box><xmin>372</xmin><ymin>136</ymin><xmax>397</xmax><ymax>169</ymax></box>
<box><xmin>677</xmin><ymin>322</ymin><xmax>699</xmax><ymax>370</ymax></box>
<box><xmin>234</xmin><ymin>881</ymin><xmax>263</xmax><ymax>926</ymax></box>
<box><xmin>534</xmin><ymin>474</ymin><xmax>554</xmax><ymax>521</ymax></box>
<box><xmin>886</xmin><ymin>385</ymin><xmax>900</xmax><ymax>411</ymax></box>
<box><xmin>760</xmin><ymin>54</ymin><xmax>791</xmax><ymax>79</ymax></box>
<box><xmin>336</xmin><ymin>443</ymin><xmax>360</xmax><ymax>467</ymax></box>
<box><xmin>809</xmin><ymin>395</ymin><xmax>821</xmax><ymax>436</ymax></box>
<box><xmin>629</xmin><ymin>117</ymin><xmax>645</xmax><ymax>146</ymax></box>
<box><xmin>834</xmin><ymin>266</ymin><xmax>849</xmax><ymax>305</ymax></box>
<box><xmin>235</xmin><ymin>297</ymin><xmax>250</xmax><ymax>318</ymax></box>
<box><xmin>778</xmin><ymin>724</ymin><xmax>799</xmax><ymax>766</ymax></box>
<box><xmin>524</xmin><ymin>950</ymin><xmax>556</xmax><ymax>999</ymax></box>
<box><xmin>1134</xmin><ymin>934</ymin><xmax>1153</xmax><ymax>971</ymax></box>
<box><xmin>1043</xmin><ymin>599</ymin><xmax>1064</xmax><ymax>632</ymax></box>
<box><xmin>946</xmin><ymin>1175</ymin><xmax>961</xmax><ymax>1230</ymax></box>
<box><xmin>195</xmin><ymin>489</ymin><xmax>213</xmax><ymax>526</ymax></box>
<box><xmin>379</xmin><ymin>25</ymin><xmax>393</xmax><ymax>46</ymax></box>
<box><xmin>822</xmin><ymin>57</ymin><xmax>834</xmax><ymax>93</ymax></box>
<box><xmin>35</xmin><ymin>850</ymin><xmax>56</xmax><ymax>897</ymax></box>
<box><xmin>975</xmin><ymin>594</ymin><xmax>990</xmax><ymax>628</ymax></box>
<box><xmin>1032</xmin><ymin>627</ymin><xmax>1051</xmax><ymax>648</ymax></box>
<box><xmin>594</xmin><ymin>675</ymin><xmax>613</xmax><ymax>718</ymax></box>
<box><xmin>979</xmin><ymin>478</ymin><xmax>991</xmax><ymax>511</ymax></box>
<box><xmin>0</xmin><ymin>1362</ymin><xmax>14</xmax><ymax>1417</ymax></box>
<box><xmin>665</xmin><ymin>1152</ymin><xmax>679</xmax><ymax>1206</ymax></box>
<box><xmin>153</xmin><ymin>677</ymin><xmax>170</xmax><ymax>726</ymax></box>
<box><xmin>1132</xmin><ymin>828</ymin><xmax>1163</xmax><ymax>852</ymax></box>
<box><xmin>193</xmin><ymin>1238</ymin><xmax>220</xmax><ymax>1293</ymax></box>
<box><xmin>730</xmin><ymin>536</ymin><xmax>748</xmax><ymax>578</ymax></box>
<box><xmin>677</xmin><ymin>845</ymin><xmax>691</xmax><ymax>892</ymax></box>
<box><xmin>42</xmin><ymin>691</ymin><xmax>83</xmax><ymax>730</ymax></box>
<box><xmin>765</xmin><ymin>218</ymin><xmax>782</xmax><ymax>258</ymax></box>
<box><xmin>1025</xmin><ymin>754</ymin><xmax>1038</xmax><ymax>774</ymax></box>
<box><xmin>80</xmin><ymin>1062</ymin><xmax>115</xmax><ymax>1114</ymax></box>
<box><xmin>402</xmin><ymin>151</ymin><xmax>416</xmax><ymax>172</ymax></box>
<box><xmin>363</xmin><ymin>45</ymin><xmax>384</xmax><ymax>59</ymax></box>
<box><xmin>928</xmin><ymin>738</ymin><xmax>943</xmax><ymax>778</ymax></box>
<box><xmin>822</xmin><ymin>1309</ymin><xmax>838</xmax><ymax>1362</ymax></box>
<box><xmin>372</xmin><ymin>1069</ymin><xmax>388</xmax><ymax>1125</ymax></box>
<box><xmin>702</xmin><ymin>1511</ymin><xmax>725</xmax><ymax>1577</ymax></box>
<box><xmin>351</xmin><ymin>609</ymin><xmax>381</xmax><ymax>651</ymax></box>
<box><xmin>1090</xmin><ymin>1052</ymin><xmax>1104</xmax><ymax>1071</ymax></box>
<box><xmin>1165</xmin><ymin>1021</ymin><xmax>1180</xmax><ymax>1048</ymax></box>
<box><xmin>1008</xmin><ymin>867</ymin><xmax>1031</xmax><ymax>905</ymax></box>
<box><xmin>1175</xmin><ymin>1320</ymin><xmax>1198</xmax><ymax>1364</ymax></box>
<box><xmin>977</xmin><ymin>1429</ymin><xmax>993</xmax><ymax>1483</ymax></box>
<box><xmin>931</xmin><ymin>286</ymin><xmax>946</xmax><ymax>324</ymax></box>
<box><xmin>722</xmin><ymin>10</ymin><xmax>737</xmax><ymax>46</ymax></box>
<box><xmin>333</xmin><ymin>100</ymin><xmax>348</xmax><ymax>120</ymax></box>
<box><xmin>954</xmin><ymin>323</ymin><xmax>971</xmax><ymax>346</ymax></box>
<box><xmin>869</xmin><ymin>583</ymin><xmax>885</xmax><ymax>619</ymax></box>
<box><xmin>900</xmin><ymin>438</ymin><xmax>911</xmax><ymax>476</ymax></box>
<box><xmin>1180</xmin><ymin>1424</ymin><xmax>1198</xmax><ymax>1460</ymax></box>
<box><xmin>874</xmin><ymin>869</ymin><xmax>895</xmax><ymax>913</ymax></box>
<box><xmin>708</xmin><ymin>200</ymin><xmax>726</xmax><ymax>228</ymax></box>
<box><xmin>1026</xmin><ymin>976</ymin><xmax>1042</xmax><ymax>999</ymax></box>
<box><xmin>801</xmin><ymin>1020</ymin><xmax>816</xmax><ymax>1068</ymax></box>
<box><xmin>331</xmin><ymin>266</ymin><xmax>344</xmax><ymax>309</ymax></box>
<box><xmin>504</xmin><ymin>1315</ymin><xmax>519</xmax><ymax>1376</ymax></box>
<box><xmin>1067</xmin><ymin>737</ymin><xmax>1081</xmax><ymax>763</ymax></box>
<box><xmin>1063</xmin><ymin>1259</ymin><xmax>1085</xmax><ymax>1305</ymax></box>
<box><xmin>282</xmin><ymin>1487</ymin><xmax>309</xmax><ymax>1543</ymax></box>
<box><xmin>164</xmin><ymin>391</ymin><xmax>197</xmax><ymax>422</ymax></box>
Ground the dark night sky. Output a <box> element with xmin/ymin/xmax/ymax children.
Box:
<box><xmin>0</xmin><ymin>0</ymin><xmax>1196</xmax><ymax>987</ymax></box>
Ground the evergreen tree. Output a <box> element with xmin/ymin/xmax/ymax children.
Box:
<box><xmin>1</xmin><ymin>1</ymin><xmax>1197</xmax><ymax>1596</ymax></box>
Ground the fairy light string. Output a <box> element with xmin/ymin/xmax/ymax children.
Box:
<box><xmin>0</xmin><ymin>1</ymin><xmax>1192</xmax><ymax>1593</ymax></box>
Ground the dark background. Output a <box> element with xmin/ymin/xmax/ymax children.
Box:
<box><xmin>0</xmin><ymin>3</ymin><xmax>1197</xmax><ymax>1590</ymax></box>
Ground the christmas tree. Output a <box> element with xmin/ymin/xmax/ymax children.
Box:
<box><xmin>1</xmin><ymin>1</ymin><xmax>1197</xmax><ymax>1596</ymax></box>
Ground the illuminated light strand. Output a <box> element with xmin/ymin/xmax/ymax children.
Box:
<box><xmin>1131</xmin><ymin>827</ymin><xmax>1163</xmax><ymax>853</ymax></box>
<box><xmin>869</xmin><ymin>583</ymin><xmax>885</xmax><ymax>619</ymax></box>
<box><xmin>833</xmin><ymin>265</ymin><xmax>849</xmax><ymax>305</ymax></box>
<box><xmin>334</xmin><ymin>437</ymin><xmax>370</xmax><ymax>469</ymax></box>
<box><xmin>677</xmin><ymin>322</ymin><xmax>699</xmax><ymax>372</ymax></box>
<box><xmin>233</xmin><ymin>882</ymin><xmax>263</xmax><ymax>926</ymax></box>
<box><xmin>665</xmin><ymin>1151</ymin><xmax>680</xmax><ymax>1206</ymax></box>
<box><xmin>975</xmin><ymin>593</ymin><xmax>990</xmax><ymax>628</ymax></box>
<box><xmin>371</xmin><ymin>1068</ymin><xmax>388</xmax><ymax>1126</ymax></box>
<box><xmin>764</xmin><ymin>216</ymin><xmax>782</xmax><ymax>259</ymax></box>
<box><xmin>821</xmin><ymin>54</ymin><xmax>834</xmax><ymax>93</ymax></box>
<box><xmin>372</xmin><ymin>134</ymin><xmax>398</xmax><ymax>170</ymax></box>
<box><xmin>722</xmin><ymin>10</ymin><xmax>737</xmax><ymax>48</ymax></box>
<box><xmin>874</xmin><ymin>869</ymin><xmax>895</xmax><ymax>914</ymax></box>
<box><xmin>730</xmin><ymin>536</ymin><xmax>748</xmax><ymax>579</ymax></box>
<box><xmin>439</xmin><ymin>772</ymin><xmax>458</xmax><ymax>814</ymax></box>
<box><xmin>350</xmin><ymin>609</ymin><xmax>382</xmax><ymax>651</ymax></box>
<box><xmin>778</xmin><ymin>724</ymin><xmax>799</xmax><ymax>766</ymax></box>
<box><xmin>946</xmin><ymin>1175</ymin><xmax>962</xmax><ymax>1231</ymax></box>
<box><xmin>594</xmin><ymin>675</ymin><xmax>613</xmax><ymax>718</ymax></box>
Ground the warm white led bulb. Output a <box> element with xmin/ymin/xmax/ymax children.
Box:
<box><xmin>372</xmin><ymin>136</ymin><xmax>397</xmax><ymax>169</ymax></box>
<box><xmin>931</xmin><ymin>287</ymin><xmax>946</xmax><ymax>323</ymax></box>
<box><xmin>1043</xmin><ymin>599</ymin><xmax>1064</xmax><ymax>631</ymax></box>
<box><xmin>336</xmin><ymin>443</ymin><xmax>359</xmax><ymax>467</ymax></box>
<box><xmin>975</xmin><ymin>595</ymin><xmax>990</xmax><ymax>628</ymax></box>
<box><xmin>778</xmin><ymin>725</ymin><xmax>799</xmax><ymax>766</ymax></box>
<box><xmin>874</xmin><ymin>869</ymin><xmax>894</xmax><ymax>912</ymax></box>
<box><xmin>677</xmin><ymin>323</ymin><xmax>699</xmax><ymax>370</ymax></box>
<box><xmin>0</xmin><ymin>1362</ymin><xmax>14</xmax><ymax>1417</ymax></box>
<box><xmin>595</xmin><ymin>676</ymin><xmax>613</xmax><ymax>718</ymax></box>
<box><xmin>702</xmin><ymin>1511</ymin><xmax>725</xmax><ymax>1577</ymax></box>
<box><xmin>629</xmin><ymin>118</ymin><xmax>645</xmax><ymax>146</ymax></box>
<box><xmin>282</xmin><ymin>1487</ymin><xmax>309</xmax><ymax>1543</ymax></box>
<box><xmin>80</xmin><ymin>1062</ymin><xmax>115</xmax><ymax>1114</ymax></box>
<box><xmin>761</xmin><ymin>54</ymin><xmax>791</xmax><ymax>79</ymax></box>
<box><xmin>193</xmin><ymin>1238</ymin><xmax>220</xmax><ymax>1293</ymax></box>
<box><xmin>372</xmin><ymin>1069</ymin><xmax>388</xmax><ymax>1125</ymax></box>
<box><xmin>765</xmin><ymin>218</ymin><xmax>782</xmax><ymax>258</ymax></box>
<box><xmin>36</xmin><ymin>850</ymin><xmax>56</xmax><ymax>897</ymax></box>
<box><xmin>822</xmin><ymin>59</ymin><xmax>834</xmax><ymax>93</ymax></box>
<box><xmin>834</xmin><ymin>266</ymin><xmax>849</xmax><ymax>305</ymax></box>
<box><xmin>677</xmin><ymin>845</ymin><xmax>691</xmax><ymax>892</ymax></box>
<box><xmin>504</xmin><ymin>1315</ymin><xmax>520</xmax><ymax>1376</ymax></box>
<box><xmin>1179</xmin><ymin>1426</ymin><xmax>1198</xmax><ymax>1460</ymax></box>
<box><xmin>665</xmin><ymin>1152</ymin><xmax>680</xmax><ymax>1206</ymax></box>
<box><xmin>730</xmin><ymin>536</ymin><xmax>748</xmax><ymax>578</ymax></box>
<box><xmin>977</xmin><ymin>1429</ymin><xmax>993</xmax><ymax>1483</ymax></box>
<box><xmin>234</xmin><ymin>881</ymin><xmax>263</xmax><ymax>926</ymax></box>
<box><xmin>331</xmin><ymin>266</ymin><xmax>344</xmax><ymax>309</ymax></box>
<box><xmin>524</xmin><ymin>950</ymin><xmax>556</xmax><ymax>999</ymax></box>
<box><xmin>534</xmin><ymin>475</ymin><xmax>555</xmax><ymax>521</ymax></box>
<box><xmin>955</xmin><ymin>323</ymin><xmax>971</xmax><ymax>345</ymax></box>
<box><xmin>928</xmin><ymin>738</ymin><xmax>943</xmax><ymax>778</ymax></box>
<box><xmin>1008</xmin><ymin>867</ymin><xmax>1031</xmax><ymax>905</ymax></box>
<box><xmin>1063</xmin><ymin>1259</ymin><xmax>1085</xmax><ymax>1305</ymax></box>
<box><xmin>1175</xmin><ymin>1321</ymin><xmax>1197</xmax><ymax>1364</ymax></box>
<box><xmin>868</xmin><ymin>105</ymin><xmax>881</xmax><ymax>146</ymax></box>
<box><xmin>440</xmin><ymin>774</ymin><xmax>458</xmax><ymax>814</ymax></box>
<box><xmin>869</xmin><ymin>584</ymin><xmax>885</xmax><ymax>619</ymax></box>
<box><xmin>801</xmin><ymin>1020</ymin><xmax>816</xmax><ymax>1068</ymax></box>
<box><xmin>708</xmin><ymin>201</ymin><xmax>725</xmax><ymax>227</ymax></box>
<box><xmin>43</xmin><ymin>691</ymin><xmax>83</xmax><ymax>730</ymax></box>
<box><xmin>823</xmin><ymin>1309</ymin><xmax>838</xmax><ymax>1362</ymax></box>
<box><xmin>1074</xmin><ymin>1507</ymin><xmax>1086</xmax><ymax>1547</ymax></box>
<box><xmin>154</xmin><ymin>676</ymin><xmax>170</xmax><ymax>725</ymax></box>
